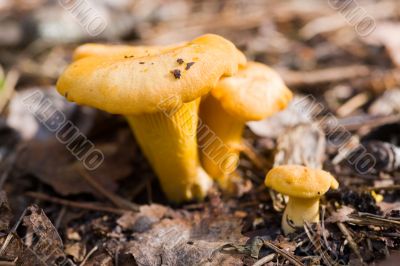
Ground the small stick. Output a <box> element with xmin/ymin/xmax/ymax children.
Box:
<box><xmin>0</xmin><ymin>261</ymin><xmax>16</xmax><ymax>266</ymax></box>
<box><xmin>336</xmin><ymin>92</ymin><xmax>369</xmax><ymax>118</ymax></box>
<box><xmin>262</xmin><ymin>240</ymin><xmax>304</xmax><ymax>266</ymax></box>
<box><xmin>336</xmin><ymin>222</ymin><xmax>364</xmax><ymax>264</ymax></box>
<box><xmin>303</xmin><ymin>223</ymin><xmax>335</xmax><ymax>266</ymax></box>
<box><xmin>253</xmin><ymin>253</ymin><xmax>276</xmax><ymax>266</ymax></box>
<box><xmin>337</xmin><ymin>113</ymin><xmax>400</xmax><ymax>132</ymax></box>
<box><xmin>77</xmin><ymin>167</ymin><xmax>139</xmax><ymax>212</ymax></box>
<box><xmin>146</xmin><ymin>178</ymin><xmax>153</xmax><ymax>204</ymax></box>
<box><xmin>25</xmin><ymin>192</ymin><xmax>127</xmax><ymax>215</ymax></box>
<box><xmin>364</xmin><ymin>185</ymin><xmax>400</xmax><ymax>192</ymax></box>
<box><xmin>79</xmin><ymin>245</ymin><xmax>98</xmax><ymax>266</ymax></box>
<box><xmin>54</xmin><ymin>206</ymin><xmax>67</xmax><ymax>229</ymax></box>
<box><xmin>240</xmin><ymin>141</ymin><xmax>270</xmax><ymax>170</ymax></box>
<box><xmin>129</xmin><ymin>175</ymin><xmax>154</xmax><ymax>200</ymax></box>
<box><xmin>0</xmin><ymin>69</ymin><xmax>19</xmax><ymax>114</ymax></box>
<box><xmin>0</xmin><ymin>209</ymin><xmax>27</xmax><ymax>256</ymax></box>
<box><xmin>279</xmin><ymin>65</ymin><xmax>370</xmax><ymax>87</ymax></box>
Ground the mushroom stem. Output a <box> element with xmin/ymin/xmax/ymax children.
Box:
<box><xmin>126</xmin><ymin>98</ymin><xmax>212</xmax><ymax>203</ymax></box>
<box><xmin>282</xmin><ymin>197</ymin><xmax>320</xmax><ymax>234</ymax></box>
<box><xmin>198</xmin><ymin>95</ymin><xmax>244</xmax><ymax>190</ymax></box>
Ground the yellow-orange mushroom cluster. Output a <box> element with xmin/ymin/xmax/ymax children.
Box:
<box><xmin>56</xmin><ymin>34</ymin><xmax>294</xmax><ymax>203</ymax></box>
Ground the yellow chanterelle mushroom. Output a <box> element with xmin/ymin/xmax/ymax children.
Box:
<box><xmin>265</xmin><ymin>165</ymin><xmax>339</xmax><ymax>234</ymax></box>
<box><xmin>56</xmin><ymin>34</ymin><xmax>246</xmax><ymax>203</ymax></box>
<box><xmin>199</xmin><ymin>62</ymin><xmax>292</xmax><ymax>191</ymax></box>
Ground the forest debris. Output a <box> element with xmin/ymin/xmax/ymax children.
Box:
<box><xmin>22</xmin><ymin>205</ymin><xmax>63</xmax><ymax>249</ymax></box>
<box><xmin>79</xmin><ymin>245</ymin><xmax>99</xmax><ymax>266</ymax></box>
<box><xmin>336</xmin><ymin>221</ymin><xmax>364</xmax><ymax>264</ymax></box>
<box><xmin>326</xmin><ymin>206</ymin><xmax>355</xmax><ymax>223</ymax></box>
<box><xmin>26</xmin><ymin>192</ymin><xmax>127</xmax><ymax>215</ymax></box>
<box><xmin>369</xmin><ymin>88</ymin><xmax>400</xmax><ymax>116</ymax></box>
<box><xmin>278</xmin><ymin>65</ymin><xmax>370</xmax><ymax>88</ymax></box>
<box><xmin>0</xmin><ymin>191</ymin><xmax>12</xmax><ymax>232</ymax></box>
<box><xmin>303</xmin><ymin>223</ymin><xmax>336</xmax><ymax>266</ymax></box>
<box><xmin>117</xmin><ymin>204</ymin><xmax>168</xmax><ymax>232</ymax></box>
<box><xmin>83</xmin><ymin>251</ymin><xmax>112</xmax><ymax>266</ymax></box>
<box><xmin>0</xmin><ymin>69</ymin><xmax>18</xmax><ymax>114</ymax></box>
<box><xmin>300</xmin><ymin>1</ymin><xmax>397</xmax><ymax>39</ymax></box>
<box><xmin>20</xmin><ymin>205</ymin><xmax>66</xmax><ymax>265</ymax></box>
<box><xmin>6</xmin><ymin>88</ymin><xmax>95</xmax><ymax>140</ymax></box>
<box><xmin>0</xmin><ymin>136</ymin><xmax>19</xmax><ymax>190</ymax></box>
<box><xmin>336</xmin><ymin>92</ymin><xmax>370</xmax><ymax>117</ymax></box>
<box><xmin>78</xmin><ymin>167</ymin><xmax>140</xmax><ymax>212</ymax></box>
<box><xmin>252</xmin><ymin>253</ymin><xmax>275</xmax><ymax>266</ymax></box>
<box><xmin>65</xmin><ymin>242</ymin><xmax>86</xmax><ymax>263</ymax></box>
<box><xmin>261</xmin><ymin>239</ymin><xmax>304</xmax><ymax>266</ymax></box>
<box><xmin>336</xmin><ymin>113</ymin><xmax>400</xmax><ymax>132</ymax></box>
<box><xmin>354</xmin><ymin>141</ymin><xmax>400</xmax><ymax>173</ymax></box>
<box><xmin>274</xmin><ymin>123</ymin><xmax>325</xmax><ymax>168</ymax></box>
<box><xmin>16</xmin><ymin>129</ymin><xmax>136</xmax><ymax>197</ymax></box>
<box><xmin>0</xmin><ymin>120</ymin><xmax>19</xmax><ymax>167</ymax></box>
<box><xmin>378</xmin><ymin>202</ymin><xmax>400</xmax><ymax>216</ymax></box>
<box><xmin>126</xmin><ymin>213</ymin><xmax>245</xmax><ymax>266</ymax></box>
<box><xmin>16</xmin><ymin>140</ymin><xmax>117</xmax><ymax>196</ymax></box>
<box><xmin>365</xmin><ymin>22</ymin><xmax>400</xmax><ymax>68</ymax></box>
<box><xmin>247</xmin><ymin>96</ymin><xmax>313</xmax><ymax>138</ymax></box>
<box><xmin>240</xmin><ymin>141</ymin><xmax>270</xmax><ymax>170</ymax></box>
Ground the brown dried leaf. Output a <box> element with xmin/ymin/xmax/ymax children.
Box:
<box><xmin>117</xmin><ymin>204</ymin><xmax>168</xmax><ymax>232</ymax></box>
<box><xmin>126</xmin><ymin>212</ymin><xmax>245</xmax><ymax>266</ymax></box>
<box><xmin>15</xmin><ymin>130</ymin><xmax>135</xmax><ymax>196</ymax></box>
<box><xmin>21</xmin><ymin>205</ymin><xmax>65</xmax><ymax>264</ymax></box>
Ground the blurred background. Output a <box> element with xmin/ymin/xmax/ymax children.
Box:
<box><xmin>0</xmin><ymin>0</ymin><xmax>398</xmax><ymax>90</ymax></box>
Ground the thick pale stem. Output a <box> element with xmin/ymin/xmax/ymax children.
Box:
<box><xmin>126</xmin><ymin>99</ymin><xmax>212</xmax><ymax>203</ymax></box>
<box><xmin>198</xmin><ymin>95</ymin><xmax>244</xmax><ymax>190</ymax></box>
<box><xmin>282</xmin><ymin>197</ymin><xmax>320</xmax><ymax>234</ymax></box>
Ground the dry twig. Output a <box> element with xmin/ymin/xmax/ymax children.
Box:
<box><xmin>25</xmin><ymin>192</ymin><xmax>128</xmax><ymax>215</ymax></box>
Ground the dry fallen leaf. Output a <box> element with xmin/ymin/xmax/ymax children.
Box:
<box><xmin>125</xmin><ymin>211</ymin><xmax>246</xmax><ymax>266</ymax></box>
<box><xmin>15</xmin><ymin>129</ymin><xmax>136</xmax><ymax>196</ymax></box>
<box><xmin>117</xmin><ymin>204</ymin><xmax>169</xmax><ymax>232</ymax></box>
<box><xmin>22</xmin><ymin>205</ymin><xmax>65</xmax><ymax>263</ymax></box>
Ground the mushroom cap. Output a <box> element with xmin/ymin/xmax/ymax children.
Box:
<box><xmin>73</xmin><ymin>43</ymin><xmax>179</xmax><ymax>61</ymax></box>
<box><xmin>265</xmin><ymin>165</ymin><xmax>338</xmax><ymax>198</ymax></box>
<box><xmin>56</xmin><ymin>34</ymin><xmax>246</xmax><ymax>115</ymax></box>
<box><xmin>211</xmin><ymin>62</ymin><xmax>292</xmax><ymax>121</ymax></box>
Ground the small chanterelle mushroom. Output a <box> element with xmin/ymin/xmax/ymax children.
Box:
<box><xmin>199</xmin><ymin>62</ymin><xmax>292</xmax><ymax>191</ymax></box>
<box><xmin>56</xmin><ymin>34</ymin><xmax>246</xmax><ymax>203</ymax></box>
<box><xmin>265</xmin><ymin>165</ymin><xmax>339</xmax><ymax>234</ymax></box>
